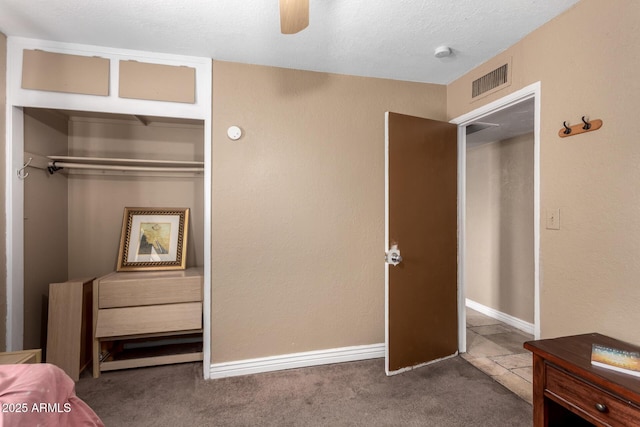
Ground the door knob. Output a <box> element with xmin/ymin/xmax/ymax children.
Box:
<box><xmin>385</xmin><ymin>245</ymin><xmax>402</xmax><ymax>266</ymax></box>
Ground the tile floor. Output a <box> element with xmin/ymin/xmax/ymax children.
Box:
<box><xmin>462</xmin><ymin>307</ymin><xmax>534</xmax><ymax>404</ymax></box>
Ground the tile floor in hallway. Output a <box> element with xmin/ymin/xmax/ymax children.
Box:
<box><xmin>462</xmin><ymin>307</ymin><xmax>534</xmax><ymax>404</ymax></box>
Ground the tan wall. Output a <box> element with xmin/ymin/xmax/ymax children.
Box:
<box><xmin>0</xmin><ymin>33</ymin><xmax>6</xmax><ymax>351</ymax></box>
<box><xmin>466</xmin><ymin>133</ymin><xmax>534</xmax><ymax>323</ymax></box>
<box><xmin>449</xmin><ymin>0</ymin><xmax>640</xmax><ymax>343</ymax></box>
<box><xmin>67</xmin><ymin>117</ymin><xmax>205</xmax><ymax>278</ymax></box>
<box><xmin>211</xmin><ymin>61</ymin><xmax>447</xmax><ymax>362</ymax></box>
<box><xmin>23</xmin><ymin>109</ymin><xmax>69</xmax><ymax>350</ymax></box>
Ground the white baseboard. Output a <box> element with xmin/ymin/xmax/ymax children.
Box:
<box><xmin>209</xmin><ymin>343</ymin><xmax>385</xmax><ymax>379</ymax></box>
<box><xmin>466</xmin><ymin>299</ymin><xmax>535</xmax><ymax>335</ymax></box>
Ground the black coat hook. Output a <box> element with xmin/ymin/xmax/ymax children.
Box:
<box><xmin>563</xmin><ymin>121</ymin><xmax>572</xmax><ymax>135</ymax></box>
<box><xmin>581</xmin><ymin>116</ymin><xmax>591</xmax><ymax>130</ymax></box>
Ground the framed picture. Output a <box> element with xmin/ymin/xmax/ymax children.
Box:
<box><xmin>117</xmin><ymin>207</ymin><xmax>189</xmax><ymax>271</ymax></box>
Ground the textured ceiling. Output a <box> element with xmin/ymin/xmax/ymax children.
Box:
<box><xmin>466</xmin><ymin>97</ymin><xmax>535</xmax><ymax>146</ymax></box>
<box><xmin>0</xmin><ymin>0</ymin><xmax>580</xmax><ymax>84</ymax></box>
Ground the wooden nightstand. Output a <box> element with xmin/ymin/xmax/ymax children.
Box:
<box><xmin>0</xmin><ymin>349</ymin><xmax>42</xmax><ymax>364</ymax></box>
<box><xmin>525</xmin><ymin>333</ymin><xmax>640</xmax><ymax>426</ymax></box>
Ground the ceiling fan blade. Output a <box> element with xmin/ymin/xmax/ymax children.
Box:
<box><xmin>279</xmin><ymin>0</ymin><xmax>309</xmax><ymax>34</ymax></box>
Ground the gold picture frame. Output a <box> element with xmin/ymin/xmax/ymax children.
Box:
<box><xmin>117</xmin><ymin>207</ymin><xmax>189</xmax><ymax>272</ymax></box>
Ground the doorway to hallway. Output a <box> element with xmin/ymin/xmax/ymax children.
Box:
<box><xmin>452</xmin><ymin>82</ymin><xmax>541</xmax><ymax>353</ymax></box>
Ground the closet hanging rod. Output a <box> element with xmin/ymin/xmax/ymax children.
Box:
<box><xmin>48</xmin><ymin>161</ymin><xmax>204</xmax><ymax>173</ymax></box>
<box><xmin>47</xmin><ymin>155</ymin><xmax>204</xmax><ymax>167</ymax></box>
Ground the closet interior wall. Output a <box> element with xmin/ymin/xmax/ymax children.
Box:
<box><xmin>23</xmin><ymin>109</ymin><xmax>68</xmax><ymax>351</ymax></box>
<box><xmin>23</xmin><ymin>108</ymin><xmax>205</xmax><ymax>351</ymax></box>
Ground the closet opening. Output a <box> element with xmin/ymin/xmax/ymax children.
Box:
<box><xmin>21</xmin><ymin>107</ymin><xmax>205</xmax><ymax>369</ymax></box>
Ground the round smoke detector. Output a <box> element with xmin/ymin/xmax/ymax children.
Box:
<box><xmin>434</xmin><ymin>46</ymin><xmax>452</xmax><ymax>58</ymax></box>
<box><xmin>227</xmin><ymin>126</ymin><xmax>242</xmax><ymax>140</ymax></box>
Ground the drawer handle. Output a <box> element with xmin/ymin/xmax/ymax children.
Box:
<box><xmin>595</xmin><ymin>403</ymin><xmax>608</xmax><ymax>413</ymax></box>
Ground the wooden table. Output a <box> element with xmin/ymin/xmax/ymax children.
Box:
<box><xmin>0</xmin><ymin>349</ymin><xmax>42</xmax><ymax>364</ymax></box>
<box><xmin>524</xmin><ymin>333</ymin><xmax>640</xmax><ymax>426</ymax></box>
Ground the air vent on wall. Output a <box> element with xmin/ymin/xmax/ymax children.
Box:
<box><xmin>472</xmin><ymin>63</ymin><xmax>509</xmax><ymax>98</ymax></box>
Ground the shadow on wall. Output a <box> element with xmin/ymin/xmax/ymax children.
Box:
<box><xmin>275</xmin><ymin>66</ymin><xmax>330</xmax><ymax>97</ymax></box>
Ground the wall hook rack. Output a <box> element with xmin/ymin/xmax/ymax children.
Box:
<box><xmin>558</xmin><ymin>117</ymin><xmax>603</xmax><ymax>138</ymax></box>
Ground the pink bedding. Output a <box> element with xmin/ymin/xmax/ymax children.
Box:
<box><xmin>0</xmin><ymin>363</ymin><xmax>103</xmax><ymax>426</ymax></box>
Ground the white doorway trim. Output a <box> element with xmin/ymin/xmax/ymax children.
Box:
<box><xmin>451</xmin><ymin>82</ymin><xmax>542</xmax><ymax>353</ymax></box>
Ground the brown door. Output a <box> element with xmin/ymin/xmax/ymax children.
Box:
<box><xmin>385</xmin><ymin>111</ymin><xmax>458</xmax><ymax>375</ymax></box>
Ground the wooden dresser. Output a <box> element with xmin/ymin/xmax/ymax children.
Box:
<box><xmin>525</xmin><ymin>333</ymin><xmax>640</xmax><ymax>426</ymax></box>
<box><xmin>92</xmin><ymin>267</ymin><xmax>203</xmax><ymax>378</ymax></box>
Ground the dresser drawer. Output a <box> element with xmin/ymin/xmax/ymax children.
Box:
<box><xmin>98</xmin><ymin>274</ymin><xmax>202</xmax><ymax>308</ymax></box>
<box><xmin>95</xmin><ymin>302</ymin><xmax>202</xmax><ymax>338</ymax></box>
<box><xmin>546</xmin><ymin>364</ymin><xmax>640</xmax><ymax>426</ymax></box>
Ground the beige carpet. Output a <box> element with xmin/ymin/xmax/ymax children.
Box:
<box><xmin>76</xmin><ymin>357</ymin><xmax>532</xmax><ymax>426</ymax></box>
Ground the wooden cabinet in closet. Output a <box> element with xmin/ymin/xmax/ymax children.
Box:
<box><xmin>92</xmin><ymin>267</ymin><xmax>203</xmax><ymax>378</ymax></box>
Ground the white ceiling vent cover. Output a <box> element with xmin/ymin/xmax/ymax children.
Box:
<box><xmin>472</xmin><ymin>63</ymin><xmax>510</xmax><ymax>98</ymax></box>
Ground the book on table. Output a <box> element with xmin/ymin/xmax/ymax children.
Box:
<box><xmin>591</xmin><ymin>343</ymin><xmax>640</xmax><ymax>378</ymax></box>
